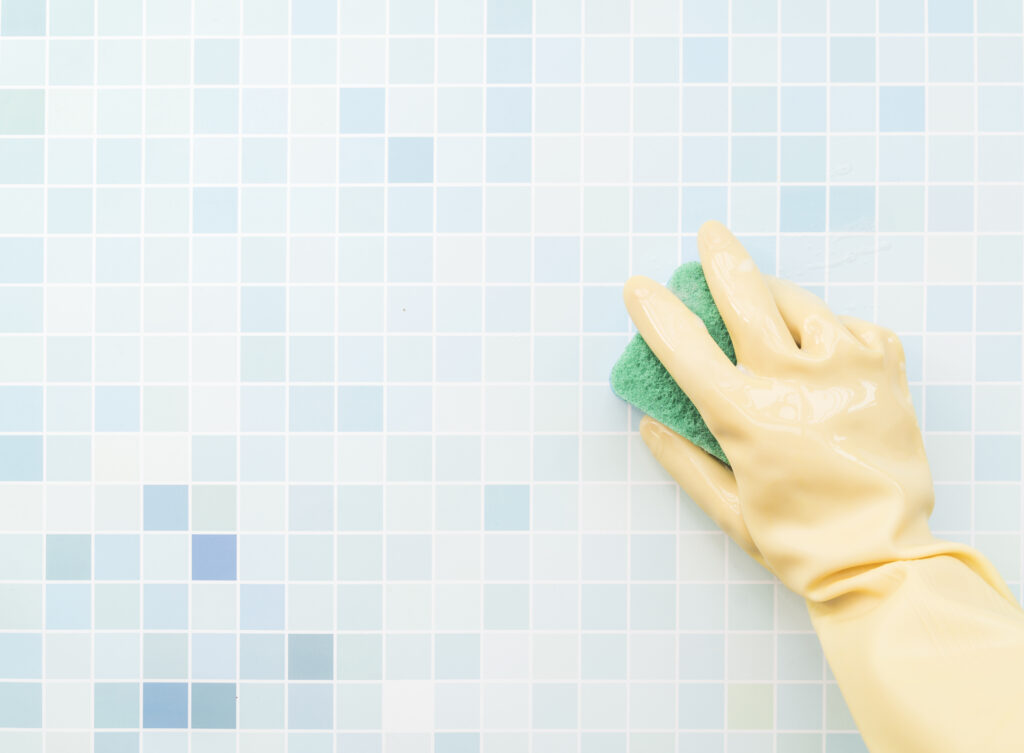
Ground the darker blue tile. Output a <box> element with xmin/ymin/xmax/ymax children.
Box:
<box><xmin>191</xmin><ymin>683</ymin><xmax>237</xmax><ymax>729</ymax></box>
<box><xmin>288</xmin><ymin>634</ymin><xmax>334</xmax><ymax>680</ymax></box>
<box><xmin>142</xmin><ymin>683</ymin><xmax>187</xmax><ymax>729</ymax></box>
<box><xmin>192</xmin><ymin>535</ymin><xmax>237</xmax><ymax>581</ymax></box>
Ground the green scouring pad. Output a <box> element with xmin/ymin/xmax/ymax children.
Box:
<box><xmin>610</xmin><ymin>262</ymin><xmax>736</xmax><ymax>466</ymax></box>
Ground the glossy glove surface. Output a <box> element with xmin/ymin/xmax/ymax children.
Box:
<box><xmin>625</xmin><ymin>220</ymin><xmax>1024</xmax><ymax>753</ymax></box>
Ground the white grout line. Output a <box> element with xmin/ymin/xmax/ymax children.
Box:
<box><xmin>576</xmin><ymin>0</ymin><xmax>585</xmax><ymax>748</ymax></box>
<box><xmin>478</xmin><ymin>2</ymin><xmax>488</xmax><ymax>747</ymax></box>
<box><xmin>674</xmin><ymin>4</ymin><xmax>683</xmax><ymax>750</ymax></box>
<box><xmin>528</xmin><ymin>0</ymin><xmax>537</xmax><ymax>750</ymax></box>
<box><xmin>971</xmin><ymin>0</ymin><xmax>979</xmax><ymax>568</ymax></box>
<box><xmin>332</xmin><ymin>2</ymin><xmax>341</xmax><ymax>751</ymax></box>
<box><xmin>724</xmin><ymin>2</ymin><xmax>733</xmax><ymax>748</ymax></box>
<box><xmin>821</xmin><ymin>0</ymin><xmax>831</xmax><ymax>747</ymax></box>
<box><xmin>773</xmin><ymin>1</ymin><xmax>783</xmax><ymax>749</ymax></box>
<box><xmin>235</xmin><ymin>1</ymin><xmax>246</xmax><ymax>748</ymax></box>
<box><xmin>41</xmin><ymin>0</ymin><xmax>51</xmax><ymax>744</ymax></box>
<box><xmin>381</xmin><ymin>0</ymin><xmax>391</xmax><ymax>740</ymax></box>
<box><xmin>625</xmin><ymin>0</ymin><xmax>634</xmax><ymax>744</ymax></box>
<box><xmin>186</xmin><ymin>0</ymin><xmax>196</xmax><ymax>744</ymax></box>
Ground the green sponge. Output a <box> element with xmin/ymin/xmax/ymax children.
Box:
<box><xmin>610</xmin><ymin>262</ymin><xmax>736</xmax><ymax>466</ymax></box>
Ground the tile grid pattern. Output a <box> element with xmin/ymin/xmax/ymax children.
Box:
<box><xmin>0</xmin><ymin>0</ymin><xmax>1023</xmax><ymax>752</ymax></box>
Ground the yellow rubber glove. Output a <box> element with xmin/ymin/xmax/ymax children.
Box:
<box><xmin>625</xmin><ymin>220</ymin><xmax>1024</xmax><ymax>753</ymax></box>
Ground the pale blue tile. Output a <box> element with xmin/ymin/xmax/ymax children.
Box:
<box><xmin>340</xmin><ymin>89</ymin><xmax>385</xmax><ymax>133</ymax></box>
<box><xmin>977</xmin><ymin>286</ymin><xmax>1022</xmax><ymax>332</ymax></box>
<box><xmin>977</xmin><ymin>335</ymin><xmax>1022</xmax><ymax>381</ymax></box>
<box><xmin>830</xmin><ymin>38</ymin><xmax>875</xmax><ymax>82</ymax></box>
<box><xmin>976</xmin><ymin>484</ymin><xmax>1021</xmax><ymax>530</ymax></box>
<box><xmin>928</xmin><ymin>0</ymin><xmax>972</xmax><ymax>32</ymax></box>
<box><xmin>487</xmin><ymin>38</ymin><xmax>531</xmax><ymax>84</ymax></box>
<box><xmin>781</xmin><ymin>187</ymin><xmax>826</xmax><ymax>232</ymax></box>
<box><xmin>487</xmin><ymin>88</ymin><xmax>531</xmax><ymax>133</ymax></box>
<box><xmin>830</xmin><ymin>87</ymin><xmax>875</xmax><ymax>132</ymax></box>
<box><xmin>487</xmin><ymin>0</ymin><xmax>530</xmax><ymax>32</ymax></box>
<box><xmin>684</xmin><ymin>0</ymin><xmax>727</xmax><ymax>31</ymax></box>
<box><xmin>1</xmin><ymin>0</ymin><xmax>44</xmax><ymax>36</ymax></box>
<box><xmin>881</xmin><ymin>0</ymin><xmax>924</xmax><ymax>31</ymax></box>
<box><xmin>683</xmin><ymin>38</ymin><xmax>727</xmax><ymax>83</ymax></box>
<box><xmin>679</xmin><ymin>683</ymin><xmax>724</xmax><ymax>729</ymax></box>
<box><xmin>781</xmin><ymin>37</ymin><xmax>826</xmax><ymax>83</ymax></box>
<box><xmin>976</xmin><ymin>435</ymin><xmax>1021</xmax><ymax>481</ymax></box>
<box><xmin>927</xmin><ymin>286</ymin><xmax>972</xmax><ymax>332</ymax></box>
<box><xmin>979</xmin><ymin>0</ymin><xmax>1023</xmax><ymax>31</ymax></box>
<box><xmin>732</xmin><ymin>87</ymin><xmax>776</xmax><ymax>132</ymax></box>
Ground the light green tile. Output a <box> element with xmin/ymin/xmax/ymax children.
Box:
<box><xmin>0</xmin><ymin>584</ymin><xmax>42</xmax><ymax>629</ymax></box>
<box><xmin>95</xmin><ymin>584</ymin><xmax>140</xmax><ymax>630</ymax></box>
<box><xmin>0</xmin><ymin>90</ymin><xmax>44</xmax><ymax>134</ymax></box>
<box><xmin>728</xmin><ymin>683</ymin><xmax>774</xmax><ymax>730</ymax></box>
<box><xmin>239</xmin><ymin>683</ymin><xmax>284</xmax><ymax>730</ymax></box>
<box><xmin>192</xmin><ymin>485</ymin><xmax>237</xmax><ymax>531</ymax></box>
<box><xmin>825</xmin><ymin>684</ymin><xmax>857</xmax><ymax>730</ymax></box>
<box><xmin>0</xmin><ymin>534</ymin><xmax>42</xmax><ymax>579</ymax></box>
<box><xmin>143</xmin><ymin>633</ymin><xmax>187</xmax><ymax>680</ymax></box>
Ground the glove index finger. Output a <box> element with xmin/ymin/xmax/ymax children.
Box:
<box><xmin>623</xmin><ymin>275</ymin><xmax>743</xmax><ymax>429</ymax></box>
<box><xmin>698</xmin><ymin>220</ymin><xmax>796</xmax><ymax>364</ymax></box>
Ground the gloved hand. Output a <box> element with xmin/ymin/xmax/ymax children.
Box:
<box><xmin>625</xmin><ymin>220</ymin><xmax>1024</xmax><ymax>753</ymax></box>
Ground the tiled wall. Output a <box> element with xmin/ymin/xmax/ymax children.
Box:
<box><xmin>1</xmin><ymin>0</ymin><xmax>1023</xmax><ymax>751</ymax></box>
